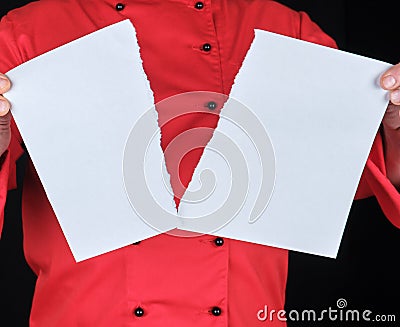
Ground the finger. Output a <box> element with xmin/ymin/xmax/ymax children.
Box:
<box><xmin>0</xmin><ymin>110</ymin><xmax>11</xmax><ymax>127</ymax></box>
<box><xmin>389</xmin><ymin>89</ymin><xmax>400</xmax><ymax>106</ymax></box>
<box><xmin>0</xmin><ymin>73</ymin><xmax>11</xmax><ymax>94</ymax></box>
<box><xmin>381</xmin><ymin>63</ymin><xmax>400</xmax><ymax>89</ymax></box>
<box><xmin>382</xmin><ymin>103</ymin><xmax>400</xmax><ymax>129</ymax></box>
<box><xmin>0</xmin><ymin>95</ymin><xmax>11</xmax><ymax>117</ymax></box>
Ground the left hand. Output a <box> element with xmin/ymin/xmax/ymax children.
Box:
<box><xmin>380</xmin><ymin>63</ymin><xmax>400</xmax><ymax>130</ymax></box>
<box><xmin>380</xmin><ymin>63</ymin><xmax>400</xmax><ymax>187</ymax></box>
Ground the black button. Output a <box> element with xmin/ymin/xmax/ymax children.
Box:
<box><xmin>132</xmin><ymin>241</ymin><xmax>141</xmax><ymax>245</ymax></box>
<box><xmin>116</xmin><ymin>3</ymin><xmax>125</xmax><ymax>11</ymax></box>
<box><xmin>206</xmin><ymin>101</ymin><xmax>217</xmax><ymax>110</ymax></box>
<box><xmin>214</xmin><ymin>237</ymin><xmax>224</xmax><ymax>246</ymax></box>
<box><xmin>211</xmin><ymin>306</ymin><xmax>222</xmax><ymax>316</ymax></box>
<box><xmin>202</xmin><ymin>43</ymin><xmax>212</xmax><ymax>52</ymax></box>
<box><xmin>195</xmin><ymin>2</ymin><xmax>204</xmax><ymax>9</ymax></box>
<box><xmin>134</xmin><ymin>307</ymin><xmax>144</xmax><ymax>317</ymax></box>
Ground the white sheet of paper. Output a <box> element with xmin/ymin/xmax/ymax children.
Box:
<box><xmin>178</xmin><ymin>30</ymin><xmax>391</xmax><ymax>258</ymax></box>
<box><xmin>6</xmin><ymin>20</ymin><xmax>391</xmax><ymax>261</ymax></box>
<box><xmin>6</xmin><ymin>20</ymin><xmax>177</xmax><ymax>262</ymax></box>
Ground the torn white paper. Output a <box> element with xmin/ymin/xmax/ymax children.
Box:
<box><xmin>178</xmin><ymin>30</ymin><xmax>391</xmax><ymax>258</ymax></box>
<box><xmin>6</xmin><ymin>20</ymin><xmax>177</xmax><ymax>262</ymax></box>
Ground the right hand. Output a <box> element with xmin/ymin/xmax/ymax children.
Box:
<box><xmin>0</xmin><ymin>73</ymin><xmax>11</xmax><ymax>157</ymax></box>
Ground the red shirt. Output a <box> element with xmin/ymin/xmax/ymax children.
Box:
<box><xmin>0</xmin><ymin>1</ymin><xmax>399</xmax><ymax>326</ymax></box>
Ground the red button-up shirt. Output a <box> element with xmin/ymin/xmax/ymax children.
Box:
<box><xmin>1</xmin><ymin>1</ymin><xmax>399</xmax><ymax>326</ymax></box>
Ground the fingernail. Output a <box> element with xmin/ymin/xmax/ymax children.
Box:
<box><xmin>383</xmin><ymin>75</ymin><xmax>396</xmax><ymax>89</ymax></box>
<box><xmin>391</xmin><ymin>90</ymin><xmax>400</xmax><ymax>104</ymax></box>
<box><xmin>0</xmin><ymin>77</ymin><xmax>7</xmax><ymax>90</ymax></box>
<box><xmin>0</xmin><ymin>99</ymin><xmax>9</xmax><ymax>114</ymax></box>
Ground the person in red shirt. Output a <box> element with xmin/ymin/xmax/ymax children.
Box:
<box><xmin>0</xmin><ymin>1</ymin><xmax>400</xmax><ymax>326</ymax></box>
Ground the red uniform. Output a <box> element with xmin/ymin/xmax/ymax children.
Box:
<box><xmin>0</xmin><ymin>0</ymin><xmax>399</xmax><ymax>326</ymax></box>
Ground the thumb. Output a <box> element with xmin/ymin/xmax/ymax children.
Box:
<box><xmin>0</xmin><ymin>111</ymin><xmax>11</xmax><ymax>156</ymax></box>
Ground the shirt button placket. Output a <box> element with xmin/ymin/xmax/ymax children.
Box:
<box><xmin>193</xmin><ymin>0</ymin><xmax>225</xmax><ymax>94</ymax></box>
<box><xmin>207</xmin><ymin>237</ymin><xmax>228</xmax><ymax>325</ymax></box>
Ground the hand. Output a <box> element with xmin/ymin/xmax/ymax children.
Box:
<box><xmin>380</xmin><ymin>63</ymin><xmax>400</xmax><ymax>130</ymax></box>
<box><xmin>0</xmin><ymin>73</ymin><xmax>11</xmax><ymax>157</ymax></box>
<box><xmin>380</xmin><ymin>63</ymin><xmax>400</xmax><ymax>187</ymax></box>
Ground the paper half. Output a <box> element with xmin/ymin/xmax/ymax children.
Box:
<box><xmin>177</xmin><ymin>29</ymin><xmax>390</xmax><ymax>258</ymax></box>
<box><xmin>6</xmin><ymin>20</ymin><xmax>177</xmax><ymax>262</ymax></box>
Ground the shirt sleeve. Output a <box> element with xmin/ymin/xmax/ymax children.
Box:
<box><xmin>298</xmin><ymin>11</ymin><xmax>400</xmax><ymax>229</ymax></box>
<box><xmin>0</xmin><ymin>14</ymin><xmax>25</xmax><ymax>236</ymax></box>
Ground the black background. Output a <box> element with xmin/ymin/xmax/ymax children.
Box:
<box><xmin>1</xmin><ymin>1</ymin><xmax>400</xmax><ymax>326</ymax></box>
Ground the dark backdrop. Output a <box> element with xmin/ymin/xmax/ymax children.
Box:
<box><xmin>1</xmin><ymin>1</ymin><xmax>400</xmax><ymax>326</ymax></box>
